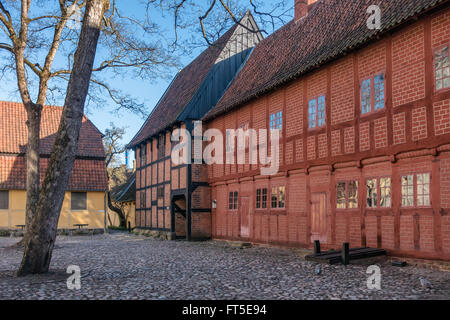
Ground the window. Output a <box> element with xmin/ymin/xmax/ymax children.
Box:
<box><xmin>401</xmin><ymin>175</ymin><xmax>414</xmax><ymax>207</ymax></box>
<box><xmin>157</xmin><ymin>187</ymin><xmax>164</xmax><ymax>199</ymax></box>
<box><xmin>416</xmin><ymin>174</ymin><xmax>430</xmax><ymax>207</ymax></box>
<box><xmin>271</xmin><ymin>186</ymin><xmax>286</xmax><ymax>209</ymax></box>
<box><xmin>380</xmin><ymin>177</ymin><xmax>391</xmax><ymax>208</ymax></box>
<box><xmin>336</xmin><ymin>182</ymin><xmax>346</xmax><ymax>209</ymax></box>
<box><xmin>229</xmin><ymin>191</ymin><xmax>238</xmax><ymax>210</ymax></box>
<box><xmin>140</xmin><ymin>191</ymin><xmax>146</xmax><ymax>209</ymax></box>
<box><xmin>140</xmin><ymin>145</ymin><xmax>146</xmax><ymax>166</ymax></box>
<box><xmin>348</xmin><ymin>181</ymin><xmax>358</xmax><ymax>209</ymax></box>
<box><xmin>269</xmin><ymin>111</ymin><xmax>282</xmax><ymax>136</ymax></box>
<box><xmin>158</xmin><ymin>135</ymin><xmax>165</xmax><ymax>159</ymax></box>
<box><xmin>435</xmin><ymin>46</ymin><xmax>450</xmax><ymax>90</ymax></box>
<box><xmin>71</xmin><ymin>192</ymin><xmax>87</xmax><ymax>210</ymax></box>
<box><xmin>0</xmin><ymin>191</ymin><xmax>8</xmax><ymax>210</ymax></box>
<box><xmin>308</xmin><ymin>96</ymin><xmax>325</xmax><ymax>128</ymax></box>
<box><xmin>336</xmin><ymin>181</ymin><xmax>359</xmax><ymax>209</ymax></box>
<box><xmin>366</xmin><ymin>179</ymin><xmax>377</xmax><ymax>208</ymax></box>
<box><xmin>256</xmin><ymin>188</ymin><xmax>268</xmax><ymax>209</ymax></box>
<box><xmin>366</xmin><ymin>177</ymin><xmax>391</xmax><ymax>208</ymax></box>
<box><xmin>361</xmin><ymin>73</ymin><xmax>385</xmax><ymax>114</ymax></box>
<box><xmin>401</xmin><ymin>173</ymin><xmax>430</xmax><ymax>207</ymax></box>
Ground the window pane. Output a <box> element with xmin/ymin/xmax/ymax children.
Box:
<box><xmin>0</xmin><ymin>191</ymin><xmax>8</xmax><ymax>210</ymax></box>
<box><xmin>308</xmin><ymin>100</ymin><xmax>317</xmax><ymax>128</ymax></box>
<box><xmin>71</xmin><ymin>192</ymin><xmax>87</xmax><ymax>210</ymax></box>
<box><xmin>401</xmin><ymin>175</ymin><xmax>414</xmax><ymax>207</ymax></box>
<box><xmin>336</xmin><ymin>182</ymin><xmax>346</xmax><ymax>209</ymax></box>
<box><xmin>229</xmin><ymin>192</ymin><xmax>233</xmax><ymax>210</ymax></box>
<box><xmin>374</xmin><ymin>74</ymin><xmax>385</xmax><ymax>110</ymax></box>
<box><xmin>361</xmin><ymin>79</ymin><xmax>371</xmax><ymax>114</ymax></box>
<box><xmin>366</xmin><ymin>179</ymin><xmax>377</xmax><ymax>208</ymax></box>
<box><xmin>380</xmin><ymin>178</ymin><xmax>391</xmax><ymax>208</ymax></box>
<box><xmin>256</xmin><ymin>189</ymin><xmax>261</xmax><ymax>209</ymax></box>
<box><xmin>278</xmin><ymin>186</ymin><xmax>285</xmax><ymax>208</ymax></box>
<box><xmin>416</xmin><ymin>173</ymin><xmax>430</xmax><ymax>207</ymax></box>
<box><xmin>234</xmin><ymin>191</ymin><xmax>238</xmax><ymax>210</ymax></box>
<box><xmin>271</xmin><ymin>187</ymin><xmax>278</xmax><ymax>208</ymax></box>
<box><xmin>348</xmin><ymin>181</ymin><xmax>358</xmax><ymax>209</ymax></box>
<box><xmin>317</xmin><ymin>96</ymin><xmax>326</xmax><ymax>127</ymax></box>
<box><xmin>262</xmin><ymin>188</ymin><xmax>267</xmax><ymax>208</ymax></box>
<box><xmin>277</xmin><ymin>111</ymin><xmax>283</xmax><ymax>130</ymax></box>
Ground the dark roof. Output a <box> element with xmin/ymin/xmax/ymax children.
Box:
<box><xmin>0</xmin><ymin>101</ymin><xmax>105</xmax><ymax>158</ymax></box>
<box><xmin>204</xmin><ymin>0</ymin><xmax>448</xmax><ymax>121</ymax></box>
<box><xmin>127</xmin><ymin>23</ymin><xmax>239</xmax><ymax>148</ymax></box>
<box><xmin>111</xmin><ymin>172</ymin><xmax>136</xmax><ymax>203</ymax></box>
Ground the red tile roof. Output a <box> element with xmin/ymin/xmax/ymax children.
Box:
<box><xmin>0</xmin><ymin>101</ymin><xmax>107</xmax><ymax>191</ymax></box>
<box><xmin>127</xmin><ymin>23</ymin><xmax>239</xmax><ymax>148</ymax></box>
<box><xmin>204</xmin><ymin>0</ymin><xmax>447</xmax><ymax>121</ymax></box>
<box><xmin>0</xmin><ymin>100</ymin><xmax>105</xmax><ymax>158</ymax></box>
<box><xmin>0</xmin><ymin>156</ymin><xmax>108</xmax><ymax>191</ymax></box>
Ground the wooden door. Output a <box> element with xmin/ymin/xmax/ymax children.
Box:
<box><xmin>240</xmin><ymin>197</ymin><xmax>250</xmax><ymax>238</ymax></box>
<box><xmin>311</xmin><ymin>193</ymin><xmax>327</xmax><ymax>243</ymax></box>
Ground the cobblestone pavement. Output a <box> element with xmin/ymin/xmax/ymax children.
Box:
<box><xmin>0</xmin><ymin>233</ymin><xmax>449</xmax><ymax>300</ymax></box>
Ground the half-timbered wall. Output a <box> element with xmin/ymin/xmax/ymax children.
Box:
<box><xmin>208</xmin><ymin>8</ymin><xmax>450</xmax><ymax>260</ymax></box>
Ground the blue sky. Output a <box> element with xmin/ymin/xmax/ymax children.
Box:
<box><xmin>0</xmin><ymin>0</ymin><xmax>292</xmax><ymax>165</ymax></box>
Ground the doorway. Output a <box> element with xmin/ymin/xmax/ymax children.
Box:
<box><xmin>311</xmin><ymin>192</ymin><xmax>327</xmax><ymax>243</ymax></box>
<box><xmin>240</xmin><ymin>196</ymin><xmax>250</xmax><ymax>238</ymax></box>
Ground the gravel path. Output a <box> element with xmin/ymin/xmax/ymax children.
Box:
<box><xmin>0</xmin><ymin>233</ymin><xmax>449</xmax><ymax>300</ymax></box>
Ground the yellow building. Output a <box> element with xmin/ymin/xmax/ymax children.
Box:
<box><xmin>0</xmin><ymin>101</ymin><xmax>108</xmax><ymax>230</ymax></box>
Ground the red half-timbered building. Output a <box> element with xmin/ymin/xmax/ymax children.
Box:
<box><xmin>202</xmin><ymin>0</ymin><xmax>450</xmax><ymax>260</ymax></box>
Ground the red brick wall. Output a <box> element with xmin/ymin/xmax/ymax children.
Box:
<box><xmin>392</xmin><ymin>23</ymin><xmax>425</xmax><ymax>107</ymax></box>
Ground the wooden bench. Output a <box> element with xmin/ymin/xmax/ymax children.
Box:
<box><xmin>73</xmin><ymin>224</ymin><xmax>88</xmax><ymax>230</ymax></box>
<box><xmin>305</xmin><ymin>241</ymin><xmax>386</xmax><ymax>265</ymax></box>
<box><xmin>15</xmin><ymin>224</ymin><xmax>25</xmax><ymax>230</ymax></box>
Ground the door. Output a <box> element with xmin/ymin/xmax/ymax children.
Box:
<box><xmin>240</xmin><ymin>197</ymin><xmax>250</xmax><ymax>238</ymax></box>
<box><xmin>311</xmin><ymin>193</ymin><xmax>327</xmax><ymax>243</ymax></box>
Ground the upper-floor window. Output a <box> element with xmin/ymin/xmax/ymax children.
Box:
<box><xmin>256</xmin><ymin>188</ymin><xmax>268</xmax><ymax>209</ymax></box>
<box><xmin>228</xmin><ymin>191</ymin><xmax>238</xmax><ymax>210</ymax></box>
<box><xmin>361</xmin><ymin>73</ymin><xmax>385</xmax><ymax>114</ymax></box>
<box><xmin>366</xmin><ymin>177</ymin><xmax>391</xmax><ymax>208</ymax></box>
<box><xmin>336</xmin><ymin>181</ymin><xmax>358</xmax><ymax>209</ymax></box>
<box><xmin>140</xmin><ymin>190</ymin><xmax>146</xmax><ymax>209</ymax></box>
<box><xmin>271</xmin><ymin>186</ymin><xmax>285</xmax><ymax>209</ymax></box>
<box><xmin>435</xmin><ymin>46</ymin><xmax>450</xmax><ymax>91</ymax></box>
<box><xmin>157</xmin><ymin>187</ymin><xmax>164</xmax><ymax>199</ymax></box>
<box><xmin>308</xmin><ymin>95</ymin><xmax>325</xmax><ymax>129</ymax></box>
<box><xmin>269</xmin><ymin>111</ymin><xmax>282</xmax><ymax>131</ymax></box>
<box><xmin>140</xmin><ymin>145</ymin><xmax>146</xmax><ymax>166</ymax></box>
<box><xmin>158</xmin><ymin>135</ymin><xmax>165</xmax><ymax>159</ymax></box>
<box><xmin>402</xmin><ymin>173</ymin><xmax>430</xmax><ymax>207</ymax></box>
<box><xmin>71</xmin><ymin>192</ymin><xmax>87</xmax><ymax>210</ymax></box>
<box><xmin>0</xmin><ymin>191</ymin><xmax>8</xmax><ymax>210</ymax></box>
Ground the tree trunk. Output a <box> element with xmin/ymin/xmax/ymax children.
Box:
<box><xmin>17</xmin><ymin>0</ymin><xmax>108</xmax><ymax>276</ymax></box>
<box><xmin>22</xmin><ymin>104</ymin><xmax>42</xmax><ymax>243</ymax></box>
<box><xmin>107</xmin><ymin>191</ymin><xmax>126</xmax><ymax>228</ymax></box>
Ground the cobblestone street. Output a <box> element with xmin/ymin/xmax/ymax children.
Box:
<box><xmin>0</xmin><ymin>233</ymin><xmax>449</xmax><ymax>300</ymax></box>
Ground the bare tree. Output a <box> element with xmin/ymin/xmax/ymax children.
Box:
<box><xmin>0</xmin><ymin>0</ymin><xmax>290</xmax><ymax>275</ymax></box>
<box><xmin>103</xmin><ymin>123</ymin><xmax>127</xmax><ymax>228</ymax></box>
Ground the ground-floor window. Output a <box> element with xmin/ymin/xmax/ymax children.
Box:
<box><xmin>402</xmin><ymin>173</ymin><xmax>430</xmax><ymax>207</ymax></box>
<box><xmin>0</xmin><ymin>190</ymin><xmax>8</xmax><ymax>210</ymax></box>
<box><xmin>366</xmin><ymin>177</ymin><xmax>391</xmax><ymax>208</ymax></box>
<box><xmin>229</xmin><ymin>191</ymin><xmax>238</xmax><ymax>210</ymax></box>
<box><xmin>271</xmin><ymin>186</ymin><xmax>285</xmax><ymax>209</ymax></box>
<box><xmin>336</xmin><ymin>181</ymin><xmax>358</xmax><ymax>209</ymax></box>
<box><xmin>256</xmin><ymin>188</ymin><xmax>268</xmax><ymax>209</ymax></box>
<box><xmin>71</xmin><ymin>192</ymin><xmax>87</xmax><ymax>210</ymax></box>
